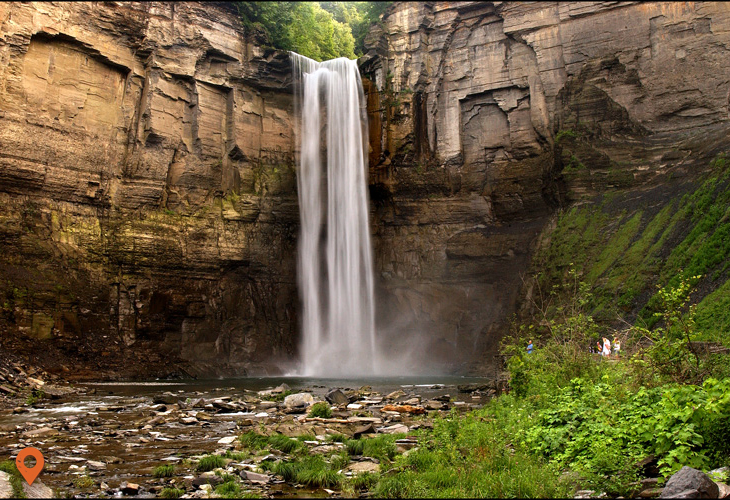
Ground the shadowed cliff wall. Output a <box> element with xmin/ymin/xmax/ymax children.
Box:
<box><xmin>0</xmin><ymin>1</ymin><xmax>298</xmax><ymax>378</ymax></box>
<box><xmin>361</xmin><ymin>1</ymin><xmax>730</xmax><ymax>375</ymax></box>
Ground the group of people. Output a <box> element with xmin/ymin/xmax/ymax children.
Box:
<box><xmin>590</xmin><ymin>336</ymin><xmax>620</xmax><ymax>358</ymax></box>
<box><xmin>526</xmin><ymin>337</ymin><xmax>621</xmax><ymax>358</ymax></box>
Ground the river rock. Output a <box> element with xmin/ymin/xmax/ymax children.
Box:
<box><xmin>284</xmin><ymin>393</ymin><xmax>314</xmax><ymax>409</ymax></box>
<box><xmin>22</xmin><ymin>427</ymin><xmax>59</xmax><ymax>438</ymax></box>
<box><xmin>180</xmin><ymin>417</ymin><xmax>198</xmax><ymax>425</ymax></box>
<box><xmin>325</xmin><ymin>389</ymin><xmax>349</xmax><ymax>405</ymax></box>
<box><xmin>241</xmin><ymin>471</ymin><xmax>270</xmax><ymax>484</ymax></box>
<box><xmin>120</xmin><ymin>481</ymin><xmax>140</xmax><ymax>495</ymax></box>
<box><xmin>377</xmin><ymin>423</ymin><xmax>409</xmax><ymax>434</ymax></box>
<box><xmin>659</xmin><ymin>466</ymin><xmax>719</xmax><ymax>499</ymax></box>
<box><xmin>384</xmin><ymin>390</ymin><xmax>406</xmax><ymax>400</ymax></box>
<box><xmin>0</xmin><ymin>472</ymin><xmax>12</xmax><ymax>499</ymax></box>
<box><xmin>87</xmin><ymin>460</ymin><xmax>106</xmax><ymax>470</ymax></box>
<box><xmin>192</xmin><ymin>472</ymin><xmax>223</xmax><ymax>488</ymax></box>
<box><xmin>217</xmin><ymin>436</ymin><xmax>236</xmax><ymax>445</ymax></box>
<box><xmin>716</xmin><ymin>483</ymin><xmax>730</xmax><ymax>499</ymax></box>
<box><xmin>272</xmin><ymin>384</ymin><xmax>291</xmax><ymax>394</ymax></box>
<box><xmin>382</xmin><ymin>404</ymin><xmax>426</xmax><ymax>415</ymax></box>
<box><xmin>347</xmin><ymin>461</ymin><xmax>380</xmax><ymax>474</ymax></box>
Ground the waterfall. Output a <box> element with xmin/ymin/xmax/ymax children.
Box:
<box><xmin>291</xmin><ymin>53</ymin><xmax>377</xmax><ymax>377</ymax></box>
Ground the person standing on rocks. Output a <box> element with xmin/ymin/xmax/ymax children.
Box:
<box><xmin>602</xmin><ymin>337</ymin><xmax>611</xmax><ymax>358</ymax></box>
<box><xmin>612</xmin><ymin>338</ymin><xmax>621</xmax><ymax>359</ymax></box>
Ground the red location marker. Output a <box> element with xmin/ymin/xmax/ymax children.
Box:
<box><xmin>16</xmin><ymin>447</ymin><xmax>44</xmax><ymax>485</ymax></box>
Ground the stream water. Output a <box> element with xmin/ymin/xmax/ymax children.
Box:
<box><xmin>0</xmin><ymin>376</ymin><xmax>492</xmax><ymax>498</ymax></box>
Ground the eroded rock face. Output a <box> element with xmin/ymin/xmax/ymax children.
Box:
<box><xmin>361</xmin><ymin>2</ymin><xmax>730</xmax><ymax>375</ymax></box>
<box><xmin>0</xmin><ymin>2</ymin><xmax>298</xmax><ymax>377</ymax></box>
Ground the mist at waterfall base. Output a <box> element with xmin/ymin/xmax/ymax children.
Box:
<box><xmin>289</xmin><ymin>53</ymin><xmax>447</xmax><ymax>378</ymax></box>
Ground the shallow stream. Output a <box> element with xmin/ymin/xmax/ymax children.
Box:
<box><xmin>0</xmin><ymin>376</ymin><xmax>491</xmax><ymax>498</ymax></box>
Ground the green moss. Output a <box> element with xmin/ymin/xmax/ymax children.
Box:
<box><xmin>694</xmin><ymin>278</ymin><xmax>730</xmax><ymax>344</ymax></box>
<box><xmin>555</xmin><ymin>129</ymin><xmax>577</xmax><ymax>143</ymax></box>
<box><xmin>586</xmin><ymin>211</ymin><xmax>642</xmax><ymax>283</ymax></box>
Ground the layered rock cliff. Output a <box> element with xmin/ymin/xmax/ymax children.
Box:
<box><xmin>0</xmin><ymin>1</ymin><xmax>298</xmax><ymax>378</ymax></box>
<box><xmin>2</xmin><ymin>1</ymin><xmax>730</xmax><ymax>379</ymax></box>
<box><xmin>361</xmin><ymin>1</ymin><xmax>730</xmax><ymax>374</ymax></box>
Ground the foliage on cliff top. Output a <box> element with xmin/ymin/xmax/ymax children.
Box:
<box><xmin>235</xmin><ymin>2</ymin><xmax>392</xmax><ymax>61</ymax></box>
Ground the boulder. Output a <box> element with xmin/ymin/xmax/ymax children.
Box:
<box><xmin>325</xmin><ymin>389</ymin><xmax>349</xmax><ymax>405</ymax></box>
<box><xmin>660</xmin><ymin>467</ymin><xmax>719</xmax><ymax>499</ymax></box>
<box><xmin>284</xmin><ymin>393</ymin><xmax>314</xmax><ymax>409</ymax></box>
<box><xmin>240</xmin><ymin>471</ymin><xmax>270</xmax><ymax>484</ymax></box>
<box><xmin>120</xmin><ymin>481</ymin><xmax>140</xmax><ymax>495</ymax></box>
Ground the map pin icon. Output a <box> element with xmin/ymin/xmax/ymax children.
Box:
<box><xmin>16</xmin><ymin>447</ymin><xmax>44</xmax><ymax>485</ymax></box>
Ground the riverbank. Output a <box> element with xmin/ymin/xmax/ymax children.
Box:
<box><xmin>0</xmin><ymin>373</ymin><xmax>498</xmax><ymax>498</ymax></box>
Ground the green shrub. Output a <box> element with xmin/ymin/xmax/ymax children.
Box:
<box><xmin>239</xmin><ymin>430</ymin><xmax>269</xmax><ymax>450</ymax></box>
<box><xmin>160</xmin><ymin>487</ymin><xmax>185</xmax><ymax>499</ymax></box>
<box><xmin>215</xmin><ymin>480</ymin><xmax>243</xmax><ymax>498</ymax></box>
<box><xmin>308</xmin><ymin>402</ymin><xmax>333</xmax><ymax>418</ymax></box>
<box><xmin>268</xmin><ymin>434</ymin><xmax>301</xmax><ymax>454</ymax></box>
<box><xmin>153</xmin><ymin>464</ymin><xmax>175</xmax><ymax>478</ymax></box>
<box><xmin>345</xmin><ymin>439</ymin><xmax>364</xmax><ymax>456</ymax></box>
<box><xmin>195</xmin><ymin>454</ymin><xmax>226</xmax><ymax>472</ymax></box>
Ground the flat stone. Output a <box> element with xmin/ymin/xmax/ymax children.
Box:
<box><xmin>120</xmin><ymin>481</ymin><xmax>140</xmax><ymax>495</ymax></box>
<box><xmin>384</xmin><ymin>390</ymin><xmax>406</xmax><ymax>400</ymax></box>
<box><xmin>87</xmin><ymin>460</ymin><xmax>106</xmax><ymax>470</ymax></box>
<box><xmin>23</xmin><ymin>478</ymin><xmax>53</xmax><ymax>499</ymax></box>
<box><xmin>180</xmin><ymin>417</ymin><xmax>198</xmax><ymax>425</ymax></box>
<box><xmin>22</xmin><ymin>427</ymin><xmax>59</xmax><ymax>438</ymax></box>
<box><xmin>347</xmin><ymin>461</ymin><xmax>380</xmax><ymax>473</ymax></box>
<box><xmin>241</xmin><ymin>471</ymin><xmax>270</xmax><ymax>484</ymax></box>
<box><xmin>217</xmin><ymin>436</ymin><xmax>236</xmax><ymax>445</ymax></box>
<box><xmin>382</xmin><ymin>404</ymin><xmax>426</xmax><ymax>415</ymax></box>
<box><xmin>0</xmin><ymin>471</ymin><xmax>12</xmax><ymax>499</ymax></box>
<box><xmin>639</xmin><ymin>488</ymin><xmax>663</xmax><ymax>498</ymax></box>
<box><xmin>347</xmin><ymin>403</ymin><xmax>363</xmax><ymax>410</ymax></box>
<box><xmin>377</xmin><ymin>423</ymin><xmax>409</xmax><ymax>434</ymax></box>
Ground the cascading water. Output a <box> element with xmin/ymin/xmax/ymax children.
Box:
<box><xmin>291</xmin><ymin>53</ymin><xmax>378</xmax><ymax>377</ymax></box>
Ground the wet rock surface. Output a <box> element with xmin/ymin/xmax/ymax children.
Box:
<box><xmin>0</xmin><ymin>377</ymin><xmax>492</xmax><ymax>498</ymax></box>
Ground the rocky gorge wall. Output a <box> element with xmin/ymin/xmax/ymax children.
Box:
<box><xmin>0</xmin><ymin>2</ymin><xmax>299</xmax><ymax>378</ymax></box>
<box><xmin>360</xmin><ymin>1</ymin><xmax>730</xmax><ymax>374</ymax></box>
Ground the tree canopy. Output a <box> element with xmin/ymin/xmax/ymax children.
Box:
<box><xmin>235</xmin><ymin>2</ymin><xmax>393</xmax><ymax>61</ymax></box>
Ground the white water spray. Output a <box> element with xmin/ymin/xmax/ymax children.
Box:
<box><xmin>291</xmin><ymin>53</ymin><xmax>377</xmax><ymax>377</ymax></box>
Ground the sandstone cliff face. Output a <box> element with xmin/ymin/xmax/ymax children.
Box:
<box><xmin>3</xmin><ymin>2</ymin><xmax>730</xmax><ymax>379</ymax></box>
<box><xmin>361</xmin><ymin>1</ymin><xmax>730</xmax><ymax>374</ymax></box>
<box><xmin>0</xmin><ymin>2</ymin><xmax>298</xmax><ymax>377</ymax></box>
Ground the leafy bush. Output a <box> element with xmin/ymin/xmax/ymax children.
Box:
<box><xmin>308</xmin><ymin>401</ymin><xmax>333</xmax><ymax>418</ymax></box>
